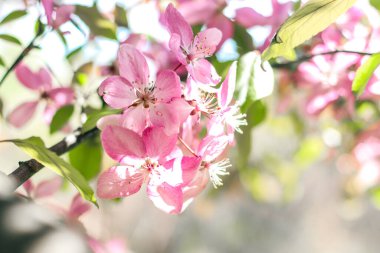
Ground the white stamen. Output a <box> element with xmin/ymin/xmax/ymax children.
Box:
<box><xmin>225</xmin><ymin>106</ymin><xmax>247</xmax><ymax>134</ymax></box>
<box><xmin>209</xmin><ymin>159</ymin><xmax>232</xmax><ymax>188</ymax></box>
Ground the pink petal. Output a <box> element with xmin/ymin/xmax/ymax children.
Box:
<box><xmin>34</xmin><ymin>177</ymin><xmax>62</xmax><ymax>198</ymax></box>
<box><xmin>170</xmin><ymin>98</ymin><xmax>194</xmax><ymax>124</ymax></box>
<box><xmin>121</xmin><ymin>105</ymin><xmax>147</xmax><ymax>134</ymax></box>
<box><xmin>22</xmin><ymin>180</ymin><xmax>34</xmax><ymax>196</ymax></box>
<box><xmin>154</xmin><ymin>70</ymin><xmax>182</xmax><ymax>102</ymax></box>
<box><xmin>177</xmin><ymin>0</ymin><xmax>218</xmax><ymax>25</ymax></box>
<box><xmin>53</xmin><ymin>5</ymin><xmax>75</xmax><ymax>28</ymax></box>
<box><xmin>118</xmin><ymin>44</ymin><xmax>149</xmax><ymax>89</ymax></box>
<box><xmin>235</xmin><ymin>7</ymin><xmax>267</xmax><ymax>28</ymax></box>
<box><xmin>97</xmin><ymin>166</ymin><xmax>144</xmax><ymax>199</ymax></box>
<box><xmin>218</xmin><ymin>61</ymin><xmax>237</xmax><ymax>108</ymax></box>
<box><xmin>169</xmin><ymin>33</ymin><xmax>187</xmax><ymax>65</ymax></box>
<box><xmin>42</xmin><ymin>0</ymin><xmax>54</xmax><ymax>26</ymax></box>
<box><xmin>43</xmin><ymin>103</ymin><xmax>57</xmax><ymax>124</ymax></box>
<box><xmin>101</xmin><ymin>125</ymin><xmax>146</xmax><ymax>162</ymax></box>
<box><xmin>147</xmin><ymin>182</ymin><xmax>183</xmax><ymax>214</ymax></box>
<box><xmin>68</xmin><ymin>193</ymin><xmax>91</xmax><ymax>219</ymax></box>
<box><xmin>15</xmin><ymin>64</ymin><xmax>52</xmax><ymax>91</ymax></box>
<box><xmin>177</xmin><ymin>156</ymin><xmax>202</xmax><ymax>186</ymax></box>
<box><xmin>142</xmin><ymin>126</ymin><xmax>177</xmax><ymax>159</ymax></box>
<box><xmin>47</xmin><ymin>87</ymin><xmax>75</xmax><ymax>107</ymax></box>
<box><xmin>97</xmin><ymin>114</ymin><xmax>123</xmax><ymax>130</ymax></box>
<box><xmin>306</xmin><ymin>89</ymin><xmax>340</xmax><ymax>115</ymax></box>
<box><xmin>182</xmin><ymin>169</ymin><xmax>209</xmax><ymax>205</ymax></box>
<box><xmin>149</xmin><ymin>102</ymin><xmax>181</xmax><ymax>135</ymax></box>
<box><xmin>188</xmin><ymin>58</ymin><xmax>221</xmax><ymax>85</ymax></box>
<box><xmin>191</xmin><ymin>28</ymin><xmax>222</xmax><ymax>59</ymax></box>
<box><xmin>7</xmin><ymin>101</ymin><xmax>39</xmax><ymax>128</ymax></box>
<box><xmin>163</xmin><ymin>3</ymin><xmax>194</xmax><ymax>49</ymax></box>
<box><xmin>198</xmin><ymin>135</ymin><xmax>229</xmax><ymax>162</ymax></box>
<box><xmin>98</xmin><ymin>76</ymin><xmax>136</xmax><ymax>109</ymax></box>
<box><xmin>207</xmin><ymin>14</ymin><xmax>234</xmax><ymax>49</ymax></box>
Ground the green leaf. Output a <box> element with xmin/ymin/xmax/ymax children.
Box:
<box><xmin>352</xmin><ymin>53</ymin><xmax>380</xmax><ymax>96</ymax></box>
<box><xmin>114</xmin><ymin>5</ymin><xmax>128</xmax><ymax>27</ymax></box>
<box><xmin>236</xmin><ymin>51</ymin><xmax>274</xmax><ymax>112</ymax></box>
<box><xmin>0</xmin><ymin>137</ymin><xmax>97</xmax><ymax>206</ymax></box>
<box><xmin>0</xmin><ymin>56</ymin><xmax>5</xmax><ymax>67</ymax></box>
<box><xmin>293</xmin><ymin>136</ymin><xmax>323</xmax><ymax>167</ymax></box>
<box><xmin>233</xmin><ymin>24</ymin><xmax>255</xmax><ymax>55</ymax></box>
<box><xmin>50</xmin><ymin>105</ymin><xmax>75</xmax><ymax>134</ymax></box>
<box><xmin>82</xmin><ymin>108</ymin><xmax>122</xmax><ymax>133</ymax></box>
<box><xmin>262</xmin><ymin>0</ymin><xmax>357</xmax><ymax>61</ymax></box>
<box><xmin>75</xmin><ymin>4</ymin><xmax>117</xmax><ymax>40</ymax></box>
<box><xmin>0</xmin><ymin>97</ymin><xmax>3</xmax><ymax>118</ymax></box>
<box><xmin>69</xmin><ymin>138</ymin><xmax>102</xmax><ymax>180</ymax></box>
<box><xmin>0</xmin><ymin>34</ymin><xmax>22</xmax><ymax>45</ymax></box>
<box><xmin>73</xmin><ymin>62</ymin><xmax>97</xmax><ymax>86</ymax></box>
<box><xmin>370</xmin><ymin>0</ymin><xmax>380</xmax><ymax>10</ymax></box>
<box><xmin>0</xmin><ymin>10</ymin><xmax>27</xmax><ymax>26</ymax></box>
<box><xmin>247</xmin><ymin>100</ymin><xmax>267</xmax><ymax>127</ymax></box>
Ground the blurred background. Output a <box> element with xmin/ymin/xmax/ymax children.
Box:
<box><xmin>1</xmin><ymin>0</ymin><xmax>380</xmax><ymax>252</ymax></box>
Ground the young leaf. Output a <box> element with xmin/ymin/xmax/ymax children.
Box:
<box><xmin>262</xmin><ymin>0</ymin><xmax>357</xmax><ymax>61</ymax></box>
<box><xmin>114</xmin><ymin>5</ymin><xmax>128</xmax><ymax>27</ymax></box>
<box><xmin>233</xmin><ymin>24</ymin><xmax>255</xmax><ymax>55</ymax></box>
<box><xmin>0</xmin><ymin>137</ymin><xmax>98</xmax><ymax>206</ymax></box>
<box><xmin>69</xmin><ymin>138</ymin><xmax>102</xmax><ymax>180</ymax></box>
<box><xmin>0</xmin><ymin>10</ymin><xmax>27</xmax><ymax>26</ymax></box>
<box><xmin>236</xmin><ymin>51</ymin><xmax>274</xmax><ymax>112</ymax></box>
<box><xmin>0</xmin><ymin>56</ymin><xmax>5</xmax><ymax>67</ymax></box>
<box><xmin>75</xmin><ymin>5</ymin><xmax>117</xmax><ymax>40</ymax></box>
<box><xmin>0</xmin><ymin>34</ymin><xmax>22</xmax><ymax>46</ymax></box>
<box><xmin>50</xmin><ymin>105</ymin><xmax>75</xmax><ymax>134</ymax></box>
<box><xmin>370</xmin><ymin>0</ymin><xmax>380</xmax><ymax>10</ymax></box>
<box><xmin>82</xmin><ymin>108</ymin><xmax>122</xmax><ymax>133</ymax></box>
<box><xmin>352</xmin><ymin>53</ymin><xmax>380</xmax><ymax>96</ymax></box>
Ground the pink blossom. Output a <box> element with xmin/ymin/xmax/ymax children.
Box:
<box><xmin>88</xmin><ymin>237</ymin><xmax>132</xmax><ymax>253</ymax></box>
<box><xmin>22</xmin><ymin>177</ymin><xmax>62</xmax><ymax>199</ymax></box>
<box><xmin>42</xmin><ymin>0</ymin><xmax>75</xmax><ymax>29</ymax></box>
<box><xmin>97</xmin><ymin>125</ymin><xmax>201</xmax><ymax>214</ymax></box>
<box><xmin>163</xmin><ymin>3</ymin><xmax>222</xmax><ymax>85</ymax></box>
<box><xmin>7</xmin><ymin>63</ymin><xmax>74</xmax><ymax>128</ymax></box>
<box><xmin>99</xmin><ymin>44</ymin><xmax>193</xmax><ymax>135</ymax></box>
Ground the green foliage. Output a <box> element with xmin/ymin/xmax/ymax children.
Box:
<box><xmin>0</xmin><ymin>34</ymin><xmax>22</xmax><ymax>45</ymax></box>
<box><xmin>0</xmin><ymin>56</ymin><xmax>5</xmax><ymax>67</ymax></box>
<box><xmin>262</xmin><ymin>0</ymin><xmax>357</xmax><ymax>61</ymax></box>
<box><xmin>0</xmin><ymin>10</ymin><xmax>27</xmax><ymax>26</ymax></box>
<box><xmin>352</xmin><ymin>53</ymin><xmax>380</xmax><ymax>96</ymax></box>
<box><xmin>114</xmin><ymin>5</ymin><xmax>128</xmax><ymax>27</ymax></box>
<box><xmin>370</xmin><ymin>0</ymin><xmax>380</xmax><ymax>10</ymax></box>
<box><xmin>293</xmin><ymin>136</ymin><xmax>323</xmax><ymax>167</ymax></box>
<box><xmin>236</xmin><ymin>51</ymin><xmax>274</xmax><ymax>112</ymax></box>
<box><xmin>73</xmin><ymin>62</ymin><xmax>95</xmax><ymax>86</ymax></box>
<box><xmin>82</xmin><ymin>108</ymin><xmax>122</xmax><ymax>133</ymax></box>
<box><xmin>233</xmin><ymin>24</ymin><xmax>255</xmax><ymax>55</ymax></box>
<box><xmin>50</xmin><ymin>105</ymin><xmax>75</xmax><ymax>134</ymax></box>
<box><xmin>69</xmin><ymin>138</ymin><xmax>102</xmax><ymax>180</ymax></box>
<box><xmin>75</xmin><ymin>4</ymin><xmax>117</xmax><ymax>40</ymax></box>
<box><xmin>0</xmin><ymin>137</ymin><xmax>97</xmax><ymax>206</ymax></box>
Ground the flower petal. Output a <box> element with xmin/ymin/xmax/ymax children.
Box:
<box><xmin>53</xmin><ymin>5</ymin><xmax>75</xmax><ymax>28</ymax></box>
<box><xmin>218</xmin><ymin>61</ymin><xmax>237</xmax><ymax>108</ymax></box>
<box><xmin>15</xmin><ymin>64</ymin><xmax>52</xmax><ymax>91</ymax></box>
<box><xmin>154</xmin><ymin>70</ymin><xmax>182</xmax><ymax>102</ymax></box>
<box><xmin>97</xmin><ymin>166</ymin><xmax>144</xmax><ymax>199</ymax></box>
<box><xmin>101</xmin><ymin>125</ymin><xmax>146</xmax><ymax>162</ymax></box>
<box><xmin>98</xmin><ymin>76</ymin><xmax>136</xmax><ymax>109</ymax></box>
<box><xmin>188</xmin><ymin>58</ymin><xmax>221</xmax><ymax>85</ymax></box>
<box><xmin>235</xmin><ymin>7</ymin><xmax>267</xmax><ymax>28</ymax></box>
<box><xmin>47</xmin><ymin>87</ymin><xmax>75</xmax><ymax>107</ymax></box>
<box><xmin>121</xmin><ymin>106</ymin><xmax>147</xmax><ymax>134</ymax></box>
<box><xmin>7</xmin><ymin>101</ymin><xmax>38</xmax><ymax>128</ymax></box>
<box><xmin>147</xmin><ymin>182</ymin><xmax>183</xmax><ymax>214</ymax></box>
<box><xmin>198</xmin><ymin>135</ymin><xmax>229</xmax><ymax>162</ymax></box>
<box><xmin>68</xmin><ymin>193</ymin><xmax>91</xmax><ymax>219</ymax></box>
<box><xmin>118</xmin><ymin>44</ymin><xmax>149</xmax><ymax>88</ymax></box>
<box><xmin>191</xmin><ymin>28</ymin><xmax>222</xmax><ymax>59</ymax></box>
<box><xmin>163</xmin><ymin>3</ymin><xmax>194</xmax><ymax>49</ymax></box>
<box><xmin>34</xmin><ymin>177</ymin><xmax>62</xmax><ymax>198</ymax></box>
<box><xmin>142</xmin><ymin>126</ymin><xmax>177</xmax><ymax>159</ymax></box>
<box><xmin>169</xmin><ymin>33</ymin><xmax>187</xmax><ymax>65</ymax></box>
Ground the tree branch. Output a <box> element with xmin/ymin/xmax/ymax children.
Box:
<box><xmin>8</xmin><ymin>127</ymin><xmax>99</xmax><ymax>189</ymax></box>
<box><xmin>271</xmin><ymin>50</ymin><xmax>374</xmax><ymax>69</ymax></box>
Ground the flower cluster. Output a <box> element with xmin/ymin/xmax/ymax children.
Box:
<box><xmin>96</xmin><ymin>4</ymin><xmax>246</xmax><ymax>214</ymax></box>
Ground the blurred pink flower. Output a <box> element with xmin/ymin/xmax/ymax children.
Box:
<box><xmin>42</xmin><ymin>0</ymin><xmax>75</xmax><ymax>29</ymax></box>
<box><xmin>7</xmin><ymin>63</ymin><xmax>74</xmax><ymax>128</ymax></box>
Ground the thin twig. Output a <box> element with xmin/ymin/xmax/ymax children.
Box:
<box><xmin>271</xmin><ymin>50</ymin><xmax>374</xmax><ymax>69</ymax></box>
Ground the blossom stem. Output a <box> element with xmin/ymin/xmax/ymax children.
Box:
<box><xmin>177</xmin><ymin>136</ymin><xmax>198</xmax><ymax>157</ymax></box>
<box><xmin>271</xmin><ymin>50</ymin><xmax>373</xmax><ymax>69</ymax></box>
<box><xmin>173</xmin><ymin>63</ymin><xmax>183</xmax><ymax>72</ymax></box>
<box><xmin>7</xmin><ymin>127</ymin><xmax>99</xmax><ymax>189</ymax></box>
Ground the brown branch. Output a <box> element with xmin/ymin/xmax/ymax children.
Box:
<box><xmin>271</xmin><ymin>50</ymin><xmax>374</xmax><ymax>69</ymax></box>
<box><xmin>8</xmin><ymin>127</ymin><xmax>99</xmax><ymax>189</ymax></box>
